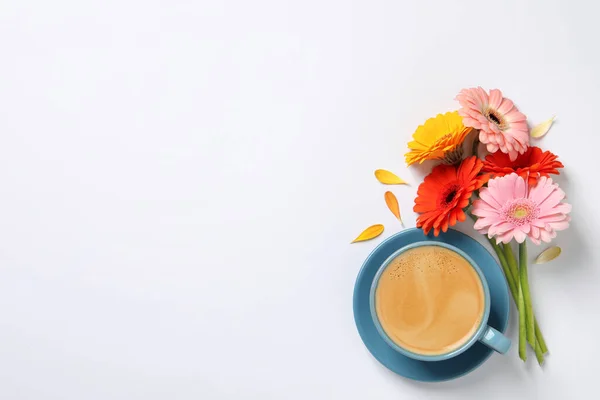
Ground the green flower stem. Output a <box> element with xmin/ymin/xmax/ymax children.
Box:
<box><xmin>470</xmin><ymin>211</ymin><xmax>548</xmax><ymax>360</ymax></box>
<box><xmin>519</xmin><ymin>242</ymin><xmax>535</xmax><ymax>347</ymax></box>
<box><xmin>535</xmin><ymin>320</ymin><xmax>548</xmax><ymax>354</ymax></box>
<box><xmin>491</xmin><ymin>240</ymin><xmax>547</xmax><ymax>361</ymax></box>
<box><xmin>502</xmin><ymin>243</ymin><xmax>529</xmax><ymax>361</ymax></box>
<box><xmin>535</xmin><ymin>338</ymin><xmax>545</xmax><ymax>365</ymax></box>
<box><xmin>502</xmin><ymin>243</ymin><xmax>518</xmax><ymax>284</ymax></box>
<box><xmin>517</xmin><ymin>272</ymin><xmax>527</xmax><ymax>361</ymax></box>
<box><xmin>489</xmin><ymin>240</ymin><xmax>517</xmax><ymax>298</ymax></box>
<box><xmin>499</xmin><ymin>242</ymin><xmax>548</xmax><ymax>355</ymax></box>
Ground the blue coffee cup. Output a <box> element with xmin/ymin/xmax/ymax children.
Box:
<box><xmin>369</xmin><ymin>241</ymin><xmax>511</xmax><ymax>362</ymax></box>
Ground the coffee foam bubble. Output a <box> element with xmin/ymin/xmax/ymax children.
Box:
<box><xmin>387</xmin><ymin>247</ymin><xmax>460</xmax><ymax>279</ymax></box>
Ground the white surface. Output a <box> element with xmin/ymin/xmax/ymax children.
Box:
<box><xmin>0</xmin><ymin>0</ymin><xmax>598</xmax><ymax>398</ymax></box>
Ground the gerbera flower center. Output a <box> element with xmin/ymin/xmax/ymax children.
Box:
<box><xmin>503</xmin><ymin>199</ymin><xmax>539</xmax><ymax>226</ymax></box>
<box><xmin>441</xmin><ymin>184</ymin><xmax>461</xmax><ymax>207</ymax></box>
<box><xmin>485</xmin><ymin>108</ymin><xmax>507</xmax><ymax>129</ymax></box>
<box><xmin>513</xmin><ymin>206</ymin><xmax>528</xmax><ymax>218</ymax></box>
<box><xmin>488</xmin><ymin>112</ymin><xmax>500</xmax><ymax>124</ymax></box>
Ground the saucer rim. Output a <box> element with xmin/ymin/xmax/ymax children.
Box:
<box><xmin>352</xmin><ymin>228</ymin><xmax>510</xmax><ymax>383</ymax></box>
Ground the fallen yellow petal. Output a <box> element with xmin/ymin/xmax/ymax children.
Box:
<box><xmin>534</xmin><ymin>246</ymin><xmax>561</xmax><ymax>264</ymax></box>
<box><xmin>375</xmin><ymin>169</ymin><xmax>407</xmax><ymax>185</ymax></box>
<box><xmin>531</xmin><ymin>116</ymin><xmax>556</xmax><ymax>139</ymax></box>
<box><xmin>351</xmin><ymin>224</ymin><xmax>384</xmax><ymax>243</ymax></box>
<box><xmin>384</xmin><ymin>191</ymin><xmax>402</xmax><ymax>224</ymax></box>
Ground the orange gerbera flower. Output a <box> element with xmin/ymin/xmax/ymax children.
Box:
<box><xmin>482</xmin><ymin>146</ymin><xmax>564</xmax><ymax>185</ymax></box>
<box><xmin>414</xmin><ymin>156</ymin><xmax>488</xmax><ymax>236</ymax></box>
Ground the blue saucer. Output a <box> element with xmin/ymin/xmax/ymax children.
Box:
<box><xmin>353</xmin><ymin>228</ymin><xmax>509</xmax><ymax>382</ymax></box>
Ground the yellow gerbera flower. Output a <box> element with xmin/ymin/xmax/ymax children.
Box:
<box><xmin>405</xmin><ymin>111</ymin><xmax>472</xmax><ymax>166</ymax></box>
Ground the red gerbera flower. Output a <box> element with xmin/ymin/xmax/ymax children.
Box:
<box><xmin>414</xmin><ymin>156</ymin><xmax>489</xmax><ymax>236</ymax></box>
<box><xmin>482</xmin><ymin>146</ymin><xmax>564</xmax><ymax>185</ymax></box>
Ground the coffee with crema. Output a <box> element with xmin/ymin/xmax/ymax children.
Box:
<box><xmin>375</xmin><ymin>246</ymin><xmax>485</xmax><ymax>356</ymax></box>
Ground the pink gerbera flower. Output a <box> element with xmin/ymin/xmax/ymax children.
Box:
<box><xmin>472</xmin><ymin>173</ymin><xmax>571</xmax><ymax>244</ymax></box>
<box><xmin>456</xmin><ymin>87</ymin><xmax>529</xmax><ymax>161</ymax></box>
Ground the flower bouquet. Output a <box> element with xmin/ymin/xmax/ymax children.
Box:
<box><xmin>354</xmin><ymin>87</ymin><xmax>570</xmax><ymax>365</ymax></box>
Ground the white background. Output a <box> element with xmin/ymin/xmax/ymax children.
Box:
<box><xmin>0</xmin><ymin>0</ymin><xmax>598</xmax><ymax>399</ymax></box>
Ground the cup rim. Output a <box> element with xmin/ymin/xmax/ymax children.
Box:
<box><xmin>369</xmin><ymin>241</ymin><xmax>492</xmax><ymax>362</ymax></box>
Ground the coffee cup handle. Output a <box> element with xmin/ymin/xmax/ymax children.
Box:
<box><xmin>479</xmin><ymin>326</ymin><xmax>511</xmax><ymax>354</ymax></box>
